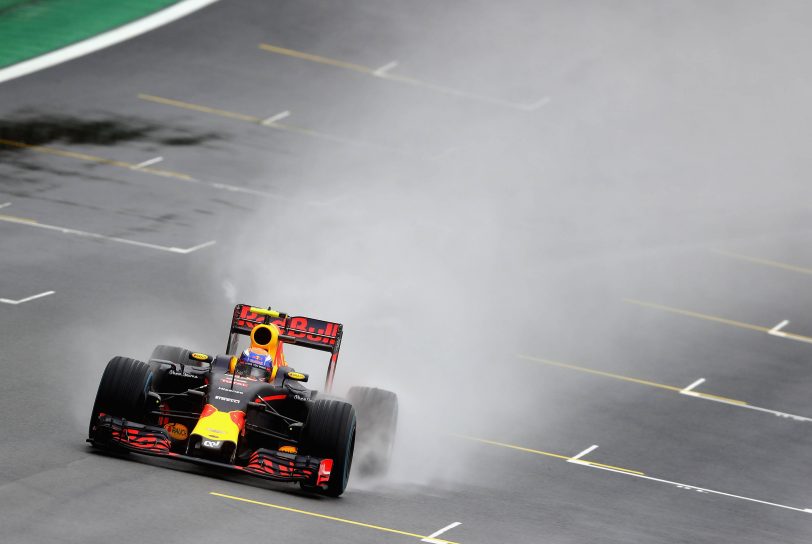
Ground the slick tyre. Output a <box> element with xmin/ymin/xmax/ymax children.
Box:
<box><xmin>89</xmin><ymin>356</ymin><xmax>153</xmax><ymax>439</ymax></box>
<box><xmin>347</xmin><ymin>387</ymin><xmax>398</xmax><ymax>477</ymax></box>
<box><xmin>148</xmin><ymin>345</ymin><xmax>193</xmax><ymax>366</ymax></box>
<box><xmin>301</xmin><ymin>399</ymin><xmax>356</xmax><ymax>497</ymax></box>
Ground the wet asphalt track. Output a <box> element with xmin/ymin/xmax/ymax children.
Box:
<box><xmin>1</xmin><ymin>1</ymin><xmax>812</xmax><ymax>542</ymax></box>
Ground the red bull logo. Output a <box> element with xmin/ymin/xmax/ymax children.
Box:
<box><xmin>234</xmin><ymin>305</ymin><xmax>338</xmax><ymax>346</ymax></box>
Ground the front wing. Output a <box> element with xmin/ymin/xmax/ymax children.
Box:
<box><xmin>90</xmin><ymin>415</ymin><xmax>331</xmax><ymax>486</ymax></box>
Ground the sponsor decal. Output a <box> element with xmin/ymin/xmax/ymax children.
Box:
<box><xmin>286</xmin><ymin>371</ymin><xmax>307</xmax><ymax>381</ymax></box>
<box><xmin>278</xmin><ymin>445</ymin><xmax>297</xmax><ymax>454</ymax></box>
<box><xmin>221</xmin><ymin>377</ymin><xmax>248</xmax><ymax>388</ymax></box>
<box><xmin>217</xmin><ymin>386</ymin><xmax>243</xmax><ymax>395</ymax></box>
<box><xmin>168</xmin><ymin>369</ymin><xmax>198</xmax><ymax>378</ymax></box>
<box><xmin>191</xmin><ymin>352</ymin><xmax>210</xmax><ymax>361</ymax></box>
<box><xmin>235</xmin><ymin>305</ymin><xmax>260</xmax><ymax>331</ymax></box>
<box><xmin>163</xmin><ymin>422</ymin><xmax>188</xmax><ymax>441</ymax></box>
<box><xmin>202</xmin><ymin>440</ymin><xmax>222</xmax><ymax>448</ymax></box>
<box><xmin>292</xmin><ymin>394</ymin><xmax>309</xmax><ymax>401</ymax></box>
<box><xmin>215</xmin><ymin>395</ymin><xmax>240</xmax><ymax>404</ymax></box>
<box><xmin>276</xmin><ymin>316</ymin><xmax>339</xmax><ymax>346</ymax></box>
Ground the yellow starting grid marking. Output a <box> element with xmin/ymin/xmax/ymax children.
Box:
<box><xmin>462</xmin><ymin>437</ymin><xmax>812</xmax><ymax>515</ymax></box>
<box><xmin>713</xmin><ymin>249</ymin><xmax>812</xmax><ymax>276</ymax></box>
<box><xmin>458</xmin><ymin>436</ymin><xmax>644</xmax><ymax>475</ymax></box>
<box><xmin>623</xmin><ymin>298</ymin><xmax>812</xmax><ymax>344</ymax></box>
<box><xmin>256</xmin><ymin>44</ymin><xmax>549</xmax><ymax>111</ymax></box>
<box><xmin>259</xmin><ymin>44</ymin><xmax>372</xmax><ymax>75</ymax></box>
<box><xmin>517</xmin><ymin>354</ymin><xmax>746</xmax><ymax>404</ymax></box>
<box><xmin>517</xmin><ymin>355</ymin><xmax>683</xmax><ymax>393</ymax></box>
<box><xmin>0</xmin><ymin>138</ymin><xmax>192</xmax><ymax>180</ymax></box>
<box><xmin>137</xmin><ymin>93</ymin><xmax>416</xmax><ymax>156</ymax></box>
<box><xmin>138</xmin><ymin>94</ymin><xmax>261</xmax><ymax>122</ymax></box>
<box><xmin>0</xmin><ymin>138</ymin><xmax>283</xmax><ymax>199</ymax></box>
<box><xmin>519</xmin><ymin>354</ymin><xmax>812</xmax><ymax>421</ymax></box>
<box><xmin>209</xmin><ymin>492</ymin><xmax>460</xmax><ymax>544</ymax></box>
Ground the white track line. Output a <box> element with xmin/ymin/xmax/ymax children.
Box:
<box><xmin>0</xmin><ymin>290</ymin><xmax>55</xmax><ymax>305</ymax></box>
<box><xmin>131</xmin><ymin>156</ymin><xmax>164</xmax><ymax>170</ymax></box>
<box><xmin>0</xmin><ymin>214</ymin><xmax>215</xmax><ymax>254</ymax></box>
<box><xmin>421</xmin><ymin>522</ymin><xmax>461</xmax><ymax>544</ymax></box>
<box><xmin>769</xmin><ymin>319</ymin><xmax>790</xmax><ymax>335</ymax></box>
<box><xmin>766</xmin><ymin>319</ymin><xmax>812</xmax><ymax>345</ymax></box>
<box><xmin>680</xmin><ymin>378</ymin><xmax>705</xmax><ymax>394</ymax></box>
<box><xmin>681</xmin><ymin>389</ymin><xmax>812</xmax><ymax>422</ymax></box>
<box><xmin>679</xmin><ymin>377</ymin><xmax>812</xmax><ymax>422</ymax></box>
<box><xmin>179</xmin><ymin>240</ymin><xmax>217</xmax><ymax>253</ymax></box>
<box><xmin>0</xmin><ymin>202</ymin><xmax>10</xmax><ymax>210</ymax></box>
<box><xmin>261</xmin><ymin>110</ymin><xmax>291</xmax><ymax>126</ymax></box>
<box><xmin>520</xmin><ymin>96</ymin><xmax>552</xmax><ymax>111</ymax></box>
<box><xmin>0</xmin><ymin>0</ymin><xmax>220</xmax><ymax>85</ymax></box>
<box><xmin>568</xmin><ymin>444</ymin><xmax>598</xmax><ymax>463</ymax></box>
<box><xmin>580</xmin><ymin>461</ymin><xmax>811</xmax><ymax>514</ymax></box>
<box><xmin>471</xmin><ymin>436</ymin><xmax>812</xmax><ymax>516</ymax></box>
<box><xmin>373</xmin><ymin>61</ymin><xmax>398</xmax><ymax>77</ymax></box>
<box><xmin>377</xmin><ymin>70</ymin><xmax>550</xmax><ymax>112</ymax></box>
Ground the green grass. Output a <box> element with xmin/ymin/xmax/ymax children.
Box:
<box><xmin>0</xmin><ymin>0</ymin><xmax>180</xmax><ymax>68</ymax></box>
<box><xmin>0</xmin><ymin>0</ymin><xmax>30</xmax><ymax>12</ymax></box>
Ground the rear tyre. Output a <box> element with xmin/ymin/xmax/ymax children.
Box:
<box><xmin>300</xmin><ymin>399</ymin><xmax>356</xmax><ymax>497</ymax></box>
<box><xmin>88</xmin><ymin>356</ymin><xmax>153</xmax><ymax>439</ymax></box>
<box><xmin>347</xmin><ymin>387</ymin><xmax>398</xmax><ymax>477</ymax></box>
<box><xmin>148</xmin><ymin>345</ymin><xmax>192</xmax><ymax>366</ymax></box>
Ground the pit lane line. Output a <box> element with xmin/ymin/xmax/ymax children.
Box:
<box><xmin>518</xmin><ymin>355</ymin><xmax>812</xmax><ymax>423</ymax></box>
<box><xmin>463</xmin><ymin>437</ymin><xmax>812</xmax><ymax>516</ymax></box>
<box><xmin>0</xmin><ymin>138</ymin><xmax>282</xmax><ymax>198</ymax></box>
<box><xmin>0</xmin><ymin>208</ymin><xmax>215</xmax><ymax>255</ymax></box>
<box><xmin>624</xmin><ymin>298</ymin><xmax>812</xmax><ymax>346</ymax></box>
<box><xmin>713</xmin><ymin>249</ymin><xmax>812</xmax><ymax>276</ymax></box>
<box><xmin>137</xmin><ymin>94</ymin><xmax>420</xmax><ymax>157</ymax></box>
<box><xmin>256</xmin><ymin>44</ymin><xmax>550</xmax><ymax>111</ymax></box>
<box><xmin>209</xmin><ymin>492</ymin><xmax>462</xmax><ymax>544</ymax></box>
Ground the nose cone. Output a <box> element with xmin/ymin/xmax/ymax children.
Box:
<box><xmin>191</xmin><ymin>404</ymin><xmax>243</xmax><ymax>445</ymax></box>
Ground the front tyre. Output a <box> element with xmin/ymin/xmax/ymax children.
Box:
<box><xmin>301</xmin><ymin>399</ymin><xmax>356</xmax><ymax>497</ymax></box>
<box><xmin>88</xmin><ymin>356</ymin><xmax>153</xmax><ymax>439</ymax></box>
<box><xmin>148</xmin><ymin>345</ymin><xmax>193</xmax><ymax>366</ymax></box>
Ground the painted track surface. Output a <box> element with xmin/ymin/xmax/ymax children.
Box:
<box><xmin>1</xmin><ymin>1</ymin><xmax>811</xmax><ymax>542</ymax></box>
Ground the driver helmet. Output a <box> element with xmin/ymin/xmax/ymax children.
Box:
<box><xmin>235</xmin><ymin>347</ymin><xmax>273</xmax><ymax>381</ymax></box>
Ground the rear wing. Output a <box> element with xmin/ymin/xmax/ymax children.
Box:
<box><xmin>226</xmin><ymin>304</ymin><xmax>343</xmax><ymax>391</ymax></box>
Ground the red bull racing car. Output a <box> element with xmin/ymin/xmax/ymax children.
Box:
<box><xmin>88</xmin><ymin>304</ymin><xmax>398</xmax><ymax>497</ymax></box>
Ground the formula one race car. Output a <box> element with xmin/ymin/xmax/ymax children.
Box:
<box><xmin>88</xmin><ymin>304</ymin><xmax>398</xmax><ymax>496</ymax></box>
